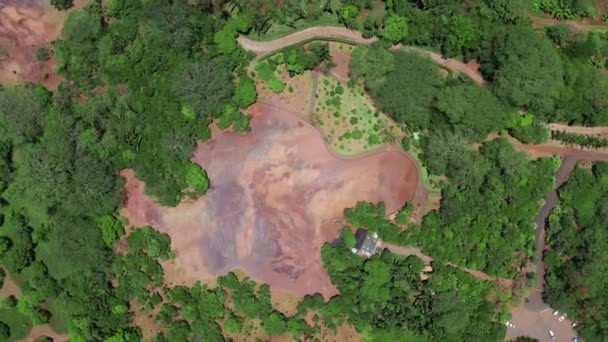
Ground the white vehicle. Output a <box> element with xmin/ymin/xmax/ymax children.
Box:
<box><xmin>572</xmin><ymin>321</ymin><xmax>578</xmax><ymax>328</ymax></box>
<box><xmin>559</xmin><ymin>315</ymin><xmax>566</xmax><ymax>322</ymax></box>
<box><xmin>553</xmin><ymin>310</ymin><xmax>560</xmax><ymax>316</ymax></box>
<box><xmin>504</xmin><ymin>321</ymin><xmax>515</xmax><ymax>328</ymax></box>
<box><xmin>549</xmin><ymin>330</ymin><xmax>556</xmax><ymax>339</ymax></box>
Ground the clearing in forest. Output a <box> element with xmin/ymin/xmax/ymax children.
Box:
<box><xmin>123</xmin><ymin>103</ymin><xmax>422</xmax><ymax>299</ymax></box>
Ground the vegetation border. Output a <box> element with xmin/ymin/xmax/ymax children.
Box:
<box><xmin>259</xmin><ymin>37</ymin><xmax>361</xmax><ymax>60</ymax></box>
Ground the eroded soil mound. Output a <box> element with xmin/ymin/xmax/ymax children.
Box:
<box><xmin>123</xmin><ymin>103</ymin><xmax>421</xmax><ymax>298</ymax></box>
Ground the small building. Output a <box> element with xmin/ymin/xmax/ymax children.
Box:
<box><xmin>351</xmin><ymin>228</ymin><xmax>382</xmax><ymax>257</ymax></box>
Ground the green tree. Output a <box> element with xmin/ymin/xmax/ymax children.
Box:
<box><xmin>0</xmin><ymin>86</ymin><xmax>48</xmax><ymax>145</ymax></box>
<box><xmin>174</xmin><ymin>60</ymin><xmax>235</xmax><ymax>118</ymax></box>
<box><xmin>1</xmin><ymin>227</ymin><xmax>35</xmax><ymax>274</ymax></box>
<box><xmin>481</xmin><ymin>26</ymin><xmax>564</xmax><ymax>116</ymax></box>
<box><xmin>343</xmin><ymin>228</ymin><xmax>356</xmax><ymax>248</ymax></box>
<box><xmin>262</xmin><ymin>311</ymin><xmax>287</xmax><ymax>336</ymax></box>
<box><xmin>225</xmin><ymin>314</ymin><xmax>244</xmax><ymax>334</ymax></box>
<box><xmin>51</xmin><ymin>0</ymin><xmax>73</xmax><ymax>10</ymax></box>
<box><xmin>435</xmin><ymin>82</ymin><xmax>509</xmax><ymax>141</ymax></box>
<box><xmin>372</xmin><ymin>50</ymin><xmax>443</xmax><ymax>129</ymax></box>
<box><xmin>184</xmin><ymin>163</ymin><xmax>210</xmax><ymax>196</ymax></box>
<box><xmin>233</xmin><ymin>76</ymin><xmax>258</xmax><ymax>109</ymax></box>
<box><xmin>340</xmin><ymin>5</ymin><xmax>359</xmax><ymax>28</ymax></box>
<box><xmin>349</xmin><ymin>44</ymin><xmax>394</xmax><ymax>90</ymax></box>
<box><xmin>96</xmin><ymin>215</ymin><xmax>125</xmax><ymax>247</ymax></box>
<box><xmin>0</xmin><ymin>321</ymin><xmax>9</xmax><ymax>341</ymax></box>
<box><xmin>269</xmin><ymin>79</ymin><xmax>285</xmax><ymax>93</ymax></box>
<box><xmin>444</xmin><ymin>15</ymin><xmax>479</xmax><ymax>58</ymax></box>
<box><xmin>36</xmin><ymin>47</ymin><xmax>50</xmax><ymax>62</ymax></box>
<box><xmin>381</xmin><ymin>16</ymin><xmax>409</xmax><ymax>44</ymax></box>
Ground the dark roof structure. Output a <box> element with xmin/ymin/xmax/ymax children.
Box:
<box><xmin>354</xmin><ymin>228</ymin><xmax>380</xmax><ymax>257</ymax></box>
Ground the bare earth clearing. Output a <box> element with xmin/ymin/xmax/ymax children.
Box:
<box><xmin>0</xmin><ymin>0</ymin><xmax>86</xmax><ymax>88</ymax></box>
<box><xmin>123</xmin><ymin>103</ymin><xmax>422</xmax><ymax>299</ymax></box>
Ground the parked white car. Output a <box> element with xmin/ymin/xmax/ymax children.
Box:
<box><xmin>572</xmin><ymin>321</ymin><xmax>578</xmax><ymax>328</ymax></box>
<box><xmin>549</xmin><ymin>330</ymin><xmax>556</xmax><ymax>339</ymax></box>
<box><xmin>553</xmin><ymin>310</ymin><xmax>559</xmax><ymax>316</ymax></box>
<box><xmin>559</xmin><ymin>315</ymin><xmax>566</xmax><ymax>322</ymax></box>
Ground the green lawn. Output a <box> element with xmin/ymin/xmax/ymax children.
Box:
<box><xmin>0</xmin><ymin>308</ymin><xmax>32</xmax><ymax>341</ymax></box>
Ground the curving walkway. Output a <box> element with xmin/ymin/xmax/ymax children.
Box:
<box><xmin>383</xmin><ymin>243</ymin><xmax>514</xmax><ymax>288</ymax></box>
<box><xmin>549</xmin><ymin>123</ymin><xmax>608</xmax><ymax>136</ymax></box>
<box><xmin>237</xmin><ymin>26</ymin><xmax>378</xmax><ymax>58</ymax></box>
<box><xmin>237</xmin><ymin>26</ymin><xmax>486</xmax><ymax>85</ymax></box>
<box><xmin>529</xmin><ymin>15</ymin><xmax>608</xmax><ymax>33</ymax></box>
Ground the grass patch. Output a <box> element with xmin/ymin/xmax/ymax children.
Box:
<box><xmin>312</xmin><ymin>75</ymin><xmax>403</xmax><ymax>156</ymax></box>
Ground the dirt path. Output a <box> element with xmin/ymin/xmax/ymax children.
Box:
<box><xmin>507</xmin><ymin>156</ymin><xmax>580</xmax><ymax>342</ymax></box>
<box><xmin>237</xmin><ymin>26</ymin><xmax>378</xmax><ymax>58</ymax></box>
<box><xmin>397</xmin><ymin>46</ymin><xmax>486</xmax><ymax>85</ymax></box>
<box><xmin>549</xmin><ymin>123</ymin><xmax>608</xmax><ymax>136</ymax></box>
<box><xmin>237</xmin><ymin>27</ymin><xmax>486</xmax><ymax>85</ymax></box>
<box><xmin>529</xmin><ymin>14</ymin><xmax>608</xmax><ymax>33</ymax></box>
<box><xmin>486</xmin><ymin>133</ymin><xmax>608</xmax><ymax>161</ymax></box>
<box><xmin>383</xmin><ymin>242</ymin><xmax>514</xmax><ymax>287</ymax></box>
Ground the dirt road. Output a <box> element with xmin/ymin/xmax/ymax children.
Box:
<box><xmin>383</xmin><ymin>242</ymin><xmax>514</xmax><ymax>287</ymax></box>
<box><xmin>237</xmin><ymin>26</ymin><xmax>378</xmax><ymax>58</ymax></box>
<box><xmin>529</xmin><ymin>15</ymin><xmax>608</xmax><ymax>33</ymax></box>
<box><xmin>237</xmin><ymin>27</ymin><xmax>486</xmax><ymax>85</ymax></box>
<box><xmin>507</xmin><ymin>156</ymin><xmax>580</xmax><ymax>342</ymax></box>
<box><xmin>549</xmin><ymin>123</ymin><xmax>608</xmax><ymax>137</ymax></box>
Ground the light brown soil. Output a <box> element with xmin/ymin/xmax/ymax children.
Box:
<box><xmin>122</xmin><ymin>103</ymin><xmax>421</xmax><ymax>299</ymax></box>
<box><xmin>529</xmin><ymin>14</ymin><xmax>608</xmax><ymax>33</ymax></box>
<box><xmin>0</xmin><ymin>274</ymin><xmax>21</xmax><ymax>298</ymax></box>
<box><xmin>549</xmin><ymin>123</ymin><xmax>608</xmax><ymax>137</ymax></box>
<box><xmin>328</xmin><ymin>42</ymin><xmax>354</xmax><ymax>82</ymax></box>
<box><xmin>23</xmin><ymin>325</ymin><xmax>69</xmax><ymax>342</ymax></box>
<box><xmin>411</xmin><ymin>47</ymin><xmax>486</xmax><ymax>85</ymax></box>
<box><xmin>130</xmin><ymin>301</ymin><xmax>163</xmax><ymax>341</ymax></box>
<box><xmin>256</xmin><ymin>68</ymin><xmax>314</xmax><ymax>120</ymax></box>
<box><xmin>0</xmin><ymin>0</ymin><xmax>87</xmax><ymax>88</ymax></box>
<box><xmin>237</xmin><ymin>26</ymin><xmax>378</xmax><ymax>59</ymax></box>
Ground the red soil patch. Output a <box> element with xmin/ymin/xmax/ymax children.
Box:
<box><xmin>0</xmin><ymin>274</ymin><xmax>20</xmax><ymax>298</ymax></box>
<box><xmin>123</xmin><ymin>103</ymin><xmax>421</xmax><ymax>299</ymax></box>
<box><xmin>23</xmin><ymin>325</ymin><xmax>68</xmax><ymax>342</ymax></box>
<box><xmin>487</xmin><ymin>133</ymin><xmax>608</xmax><ymax>161</ymax></box>
<box><xmin>0</xmin><ymin>0</ymin><xmax>86</xmax><ymax>88</ymax></box>
<box><xmin>328</xmin><ymin>42</ymin><xmax>353</xmax><ymax>82</ymax></box>
<box><xmin>256</xmin><ymin>68</ymin><xmax>314</xmax><ymax>119</ymax></box>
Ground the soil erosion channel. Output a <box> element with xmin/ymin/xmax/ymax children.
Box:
<box><xmin>123</xmin><ymin>103</ymin><xmax>420</xmax><ymax>299</ymax></box>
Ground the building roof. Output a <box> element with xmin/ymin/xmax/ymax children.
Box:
<box><xmin>355</xmin><ymin>228</ymin><xmax>379</xmax><ymax>256</ymax></box>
